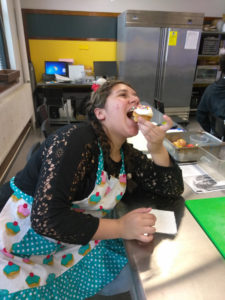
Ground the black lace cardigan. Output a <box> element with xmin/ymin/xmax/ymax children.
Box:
<box><xmin>0</xmin><ymin>122</ymin><xmax>184</xmax><ymax>245</ymax></box>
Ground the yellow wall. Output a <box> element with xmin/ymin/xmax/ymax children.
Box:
<box><xmin>29</xmin><ymin>39</ymin><xmax>117</xmax><ymax>82</ymax></box>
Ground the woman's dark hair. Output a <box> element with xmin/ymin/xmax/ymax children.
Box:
<box><xmin>86</xmin><ymin>79</ymin><xmax>133</xmax><ymax>122</ymax></box>
<box><xmin>86</xmin><ymin>79</ymin><xmax>134</xmax><ymax>167</ymax></box>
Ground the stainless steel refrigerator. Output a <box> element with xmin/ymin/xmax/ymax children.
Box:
<box><xmin>117</xmin><ymin>10</ymin><xmax>204</xmax><ymax>121</ymax></box>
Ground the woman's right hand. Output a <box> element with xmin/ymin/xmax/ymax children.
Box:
<box><xmin>118</xmin><ymin>207</ymin><xmax>156</xmax><ymax>243</ymax></box>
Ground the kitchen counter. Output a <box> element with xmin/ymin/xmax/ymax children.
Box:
<box><xmin>122</xmin><ymin>107</ymin><xmax>225</xmax><ymax>299</ymax></box>
<box><xmin>117</xmin><ymin>184</ymin><xmax>225</xmax><ymax>300</ymax></box>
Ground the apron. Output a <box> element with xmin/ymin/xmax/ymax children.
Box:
<box><xmin>0</xmin><ymin>145</ymin><xmax>128</xmax><ymax>299</ymax></box>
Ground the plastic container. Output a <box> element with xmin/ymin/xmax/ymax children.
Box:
<box><xmin>189</xmin><ymin>133</ymin><xmax>209</xmax><ymax>146</ymax></box>
<box><xmin>197</xmin><ymin>145</ymin><xmax>225</xmax><ymax>180</ymax></box>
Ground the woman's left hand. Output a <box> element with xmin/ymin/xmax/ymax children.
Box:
<box><xmin>137</xmin><ymin>114</ymin><xmax>173</xmax><ymax>166</ymax></box>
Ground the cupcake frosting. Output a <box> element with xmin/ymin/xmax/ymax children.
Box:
<box><xmin>0</xmin><ymin>248</ymin><xmax>14</xmax><ymax>259</ymax></box>
<box><xmin>6</xmin><ymin>221</ymin><xmax>20</xmax><ymax>234</ymax></box>
<box><xmin>17</xmin><ymin>203</ymin><xmax>30</xmax><ymax>217</ymax></box>
<box><xmin>26</xmin><ymin>272</ymin><xmax>40</xmax><ymax>285</ymax></box>
<box><xmin>134</xmin><ymin>105</ymin><xmax>153</xmax><ymax>116</ymax></box>
<box><xmin>3</xmin><ymin>261</ymin><xmax>20</xmax><ymax>275</ymax></box>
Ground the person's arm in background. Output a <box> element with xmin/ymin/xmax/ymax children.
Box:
<box><xmin>196</xmin><ymin>88</ymin><xmax>211</xmax><ymax>132</ymax></box>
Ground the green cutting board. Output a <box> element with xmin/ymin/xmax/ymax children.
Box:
<box><xmin>186</xmin><ymin>197</ymin><xmax>225</xmax><ymax>259</ymax></box>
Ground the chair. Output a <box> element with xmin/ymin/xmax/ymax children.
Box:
<box><xmin>41</xmin><ymin>119</ymin><xmax>53</xmax><ymax>138</ymax></box>
<box><xmin>36</xmin><ymin>101</ymin><xmax>48</xmax><ymax>126</ymax></box>
<box><xmin>43</xmin><ymin>88</ymin><xmax>70</xmax><ymax>124</ymax></box>
<box><xmin>36</xmin><ymin>102</ymin><xmax>55</xmax><ymax>138</ymax></box>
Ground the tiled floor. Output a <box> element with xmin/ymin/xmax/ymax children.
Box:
<box><xmin>1</xmin><ymin>115</ymin><xmax>201</xmax><ymax>299</ymax></box>
<box><xmin>3</xmin><ymin>127</ymin><xmax>44</xmax><ymax>183</ymax></box>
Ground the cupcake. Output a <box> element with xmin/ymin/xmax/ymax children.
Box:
<box><xmin>26</xmin><ymin>272</ymin><xmax>40</xmax><ymax>288</ymax></box>
<box><xmin>3</xmin><ymin>261</ymin><xmax>20</xmax><ymax>278</ymax></box>
<box><xmin>89</xmin><ymin>192</ymin><xmax>101</xmax><ymax>205</ymax></box>
<box><xmin>0</xmin><ymin>248</ymin><xmax>14</xmax><ymax>259</ymax></box>
<box><xmin>17</xmin><ymin>203</ymin><xmax>30</xmax><ymax>219</ymax></box>
<box><xmin>11</xmin><ymin>194</ymin><xmax>21</xmax><ymax>202</ymax></box>
<box><xmin>61</xmin><ymin>254</ymin><xmax>74</xmax><ymax>268</ymax></box>
<box><xmin>5</xmin><ymin>221</ymin><xmax>20</xmax><ymax>235</ymax></box>
<box><xmin>119</xmin><ymin>174</ymin><xmax>127</xmax><ymax>186</ymax></box>
<box><xmin>78</xmin><ymin>244</ymin><xmax>91</xmax><ymax>256</ymax></box>
<box><xmin>133</xmin><ymin>105</ymin><xmax>153</xmax><ymax>122</ymax></box>
<box><xmin>71</xmin><ymin>204</ymin><xmax>85</xmax><ymax>213</ymax></box>
<box><xmin>116</xmin><ymin>192</ymin><xmax>123</xmax><ymax>202</ymax></box>
<box><xmin>104</xmin><ymin>186</ymin><xmax>111</xmax><ymax>196</ymax></box>
<box><xmin>56</xmin><ymin>241</ymin><xmax>65</xmax><ymax>252</ymax></box>
<box><xmin>22</xmin><ymin>258</ymin><xmax>33</xmax><ymax>264</ymax></box>
<box><xmin>43</xmin><ymin>254</ymin><xmax>54</xmax><ymax>265</ymax></box>
<box><xmin>98</xmin><ymin>205</ymin><xmax>110</xmax><ymax>216</ymax></box>
<box><xmin>100</xmin><ymin>171</ymin><xmax>106</xmax><ymax>185</ymax></box>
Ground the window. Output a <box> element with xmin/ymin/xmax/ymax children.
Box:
<box><xmin>0</xmin><ymin>12</ymin><xmax>9</xmax><ymax>70</ymax></box>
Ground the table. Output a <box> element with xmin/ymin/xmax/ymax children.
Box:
<box><xmin>118</xmin><ymin>185</ymin><xmax>225</xmax><ymax>300</ymax></box>
<box><xmin>123</xmin><ymin>109</ymin><xmax>225</xmax><ymax>299</ymax></box>
<box><xmin>36</xmin><ymin>81</ymin><xmax>92</xmax><ymax>93</ymax></box>
<box><xmin>36</xmin><ymin>81</ymin><xmax>92</xmax><ymax>124</ymax></box>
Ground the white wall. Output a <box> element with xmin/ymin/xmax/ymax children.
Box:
<box><xmin>0</xmin><ymin>0</ymin><xmax>34</xmax><ymax>166</ymax></box>
<box><xmin>0</xmin><ymin>84</ymin><xmax>34</xmax><ymax>165</ymax></box>
<box><xmin>21</xmin><ymin>0</ymin><xmax>225</xmax><ymax>17</ymax></box>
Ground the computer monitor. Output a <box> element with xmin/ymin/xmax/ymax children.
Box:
<box><xmin>45</xmin><ymin>61</ymin><xmax>69</xmax><ymax>77</ymax></box>
<box><xmin>94</xmin><ymin>61</ymin><xmax>118</xmax><ymax>79</ymax></box>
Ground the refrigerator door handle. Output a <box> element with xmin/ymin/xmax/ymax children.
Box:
<box><xmin>155</xmin><ymin>28</ymin><xmax>169</xmax><ymax>101</ymax></box>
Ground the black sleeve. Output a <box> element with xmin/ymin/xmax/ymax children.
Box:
<box><xmin>31</xmin><ymin>124</ymin><xmax>99</xmax><ymax>245</ymax></box>
<box><xmin>124</xmin><ymin>145</ymin><xmax>184</xmax><ymax>204</ymax></box>
<box><xmin>196</xmin><ymin>88</ymin><xmax>211</xmax><ymax>132</ymax></box>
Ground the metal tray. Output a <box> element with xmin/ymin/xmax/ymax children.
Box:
<box><xmin>163</xmin><ymin>131</ymin><xmax>222</xmax><ymax>162</ymax></box>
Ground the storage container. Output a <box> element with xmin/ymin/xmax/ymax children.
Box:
<box><xmin>198</xmin><ymin>145</ymin><xmax>225</xmax><ymax>177</ymax></box>
<box><xmin>0</xmin><ymin>70</ymin><xmax>20</xmax><ymax>83</ymax></box>
<box><xmin>163</xmin><ymin>131</ymin><xmax>222</xmax><ymax>162</ymax></box>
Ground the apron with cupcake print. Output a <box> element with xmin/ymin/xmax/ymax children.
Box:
<box><xmin>0</xmin><ymin>144</ymin><xmax>128</xmax><ymax>299</ymax></box>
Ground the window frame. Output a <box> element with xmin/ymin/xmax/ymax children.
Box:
<box><xmin>0</xmin><ymin>2</ymin><xmax>10</xmax><ymax>70</ymax></box>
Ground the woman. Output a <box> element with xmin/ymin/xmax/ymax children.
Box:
<box><xmin>0</xmin><ymin>80</ymin><xmax>184</xmax><ymax>299</ymax></box>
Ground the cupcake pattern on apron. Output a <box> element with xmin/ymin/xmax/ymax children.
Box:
<box><xmin>0</xmin><ymin>144</ymin><xmax>127</xmax><ymax>299</ymax></box>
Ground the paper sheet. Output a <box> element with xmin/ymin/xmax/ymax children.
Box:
<box><xmin>179</xmin><ymin>163</ymin><xmax>225</xmax><ymax>193</ymax></box>
<box><xmin>184</xmin><ymin>31</ymin><xmax>199</xmax><ymax>50</ymax></box>
<box><xmin>68</xmin><ymin>65</ymin><xmax>85</xmax><ymax>81</ymax></box>
<box><xmin>151</xmin><ymin>209</ymin><xmax>177</xmax><ymax>235</ymax></box>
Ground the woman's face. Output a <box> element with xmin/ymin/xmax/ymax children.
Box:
<box><xmin>95</xmin><ymin>83</ymin><xmax>140</xmax><ymax>142</ymax></box>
